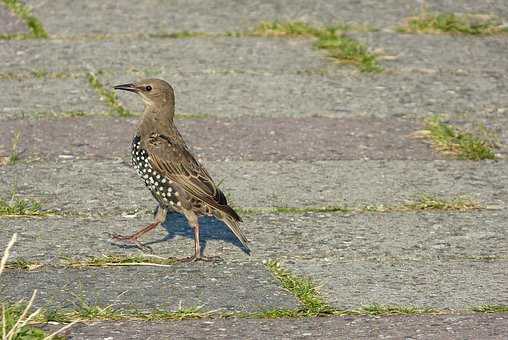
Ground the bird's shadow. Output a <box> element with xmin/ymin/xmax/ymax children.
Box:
<box><xmin>143</xmin><ymin>212</ymin><xmax>250</xmax><ymax>256</ymax></box>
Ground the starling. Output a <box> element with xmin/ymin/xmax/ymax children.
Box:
<box><xmin>112</xmin><ymin>79</ymin><xmax>249</xmax><ymax>261</ymax></box>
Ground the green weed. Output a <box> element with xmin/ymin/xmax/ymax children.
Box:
<box><xmin>87</xmin><ymin>72</ymin><xmax>132</xmax><ymax>117</ymax></box>
<box><xmin>424</xmin><ymin>115</ymin><xmax>496</xmax><ymax>160</ymax></box>
<box><xmin>399</xmin><ymin>12</ymin><xmax>507</xmax><ymax>35</ymax></box>
<box><xmin>2</xmin><ymin>0</ymin><xmax>48</xmax><ymax>38</ymax></box>
<box><xmin>252</xmin><ymin>21</ymin><xmax>383</xmax><ymax>72</ymax></box>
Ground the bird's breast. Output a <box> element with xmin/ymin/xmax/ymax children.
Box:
<box><xmin>131</xmin><ymin>135</ymin><xmax>183</xmax><ymax>209</ymax></box>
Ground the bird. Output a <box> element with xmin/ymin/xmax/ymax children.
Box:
<box><xmin>112</xmin><ymin>79</ymin><xmax>249</xmax><ymax>261</ymax></box>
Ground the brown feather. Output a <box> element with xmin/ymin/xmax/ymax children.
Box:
<box><xmin>145</xmin><ymin>133</ymin><xmax>243</xmax><ymax>224</ymax></box>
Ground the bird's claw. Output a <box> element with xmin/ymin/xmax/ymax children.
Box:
<box><xmin>178</xmin><ymin>255</ymin><xmax>221</xmax><ymax>263</ymax></box>
<box><xmin>110</xmin><ymin>233</ymin><xmax>153</xmax><ymax>253</ymax></box>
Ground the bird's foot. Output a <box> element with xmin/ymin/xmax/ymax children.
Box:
<box><xmin>178</xmin><ymin>255</ymin><xmax>221</xmax><ymax>263</ymax></box>
<box><xmin>110</xmin><ymin>233</ymin><xmax>153</xmax><ymax>253</ymax></box>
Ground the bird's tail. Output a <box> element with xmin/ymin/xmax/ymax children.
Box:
<box><xmin>222</xmin><ymin>213</ymin><xmax>250</xmax><ymax>251</ymax></box>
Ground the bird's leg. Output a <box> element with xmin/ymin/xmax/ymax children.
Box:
<box><xmin>112</xmin><ymin>206</ymin><xmax>167</xmax><ymax>251</ymax></box>
<box><xmin>193</xmin><ymin>222</ymin><xmax>201</xmax><ymax>259</ymax></box>
<box><xmin>180</xmin><ymin>212</ymin><xmax>219</xmax><ymax>262</ymax></box>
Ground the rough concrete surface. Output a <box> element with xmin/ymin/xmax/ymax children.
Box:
<box><xmin>25</xmin><ymin>0</ymin><xmax>508</xmax><ymax>35</ymax></box>
<box><xmin>0</xmin><ymin>262</ymin><xmax>299</xmax><ymax>312</ymax></box>
<box><xmin>357</xmin><ymin>32</ymin><xmax>508</xmax><ymax>74</ymax></box>
<box><xmin>285</xmin><ymin>259</ymin><xmax>508</xmax><ymax>309</ymax></box>
<box><xmin>56</xmin><ymin>314</ymin><xmax>508</xmax><ymax>340</ymax></box>
<box><xmin>0</xmin><ymin>77</ymin><xmax>109</xmax><ymax>119</ymax></box>
<box><xmin>0</xmin><ymin>3</ymin><xmax>29</xmax><ymax>35</ymax></box>
<box><xmin>0</xmin><ymin>38</ymin><xmax>325</xmax><ymax>74</ymax></box>
<box><xmin>1</xmin><ymin>210</ymin><xmax>506</xmax><ymax>263</ymax></box>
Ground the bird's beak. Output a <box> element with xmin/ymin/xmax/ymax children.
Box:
<box><xmin>113</xmin><ymin>83</ymin><xmax>139</xmax><ymax>93</ymax></box>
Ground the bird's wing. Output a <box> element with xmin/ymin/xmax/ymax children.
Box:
<box><xmin>144</xmin><ymin>133</ymin><xmax>241</xmax><ymax>221</ymax></box>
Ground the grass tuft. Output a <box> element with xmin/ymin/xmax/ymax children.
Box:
<box><xmin>423</xmin><ymin>115</ymin><xmax>497</xmax><ymax>160</ymax></box>
<box><xmin>236</xmin><ymin>195</ymin><xmax>481</xmax><ymax>216</ymax></box>
<box><xmin>149</xmin><ymin>31</ymin><xmax>208</xmax><ymax>39</ymax></box>
<box><xmin>1</xmin><ymin>303</ymin><xmax>48</xmax><ymax>339</ymax></box>
<box><xmin>1</xmin><ymin>234</ymin><xmax>75</xmax><ymax>339</ymax></box>
<box><xmin>265</xmin><ymin>260</ymin><xmax>334</xmax><ymax>316</ymax></box>
<box><xmin>5</xmin><ymin>258</ymin><xmax>43</xmax><ymax>271</ymax></box>
<box><xmin>8</xmin><ymin>130</ymin><xmax>22</xmax><ymax>165</ymax></box>
<box><xmin>65</xmin><ymin>254</ymin><xmax>177</xmax><ymax>268</ymax></box>
<box><xmin>399</xmin><ymin>12</ymin><xmax>508</xmax><ymax>35</ymax></box>
<box><xmin>252</xmin><ymin>21</ymin><xmax>322</xmax><ymax>37</ymax></box>
<box><xmin>0</xmin><ymin>33</ymin><xmax>35</xmax><ymax>40</ymax></box>
<box><xmin>252</xmin><ymin>21</ymin><xmax>383</xmax><ymax>73</ymax></box>
<box><xmin>87</xmin><ymin>72</ymin><xmax>132</xmax><ymax>117</ymax></box>
<box><xmin>42</xmin><ymin>305</ymin><xmax>214</xmax><ymax>323</ymax></box>
<box><xmin>0</xmin><ymin>196</ymin><xmax>47</xmax><ymax>217</ymax></box>
<box><xmin>346</xmin><ymin>304</ymin><xmax>441</xmax><ymax>316</ymax></box>
<box><xmin>400</xmin><ymin>194</ymin><xmax>480</xmax><ymax>212</ymax></box>
<box><xmin>472</xmin><ymin>305</ymin><xmax>508</xmax><ymax>313</ymax></box>
<box><xmin>2</xmin><ymin>0</ymin><xmax>48</xmax><ymax>38</ymax></box>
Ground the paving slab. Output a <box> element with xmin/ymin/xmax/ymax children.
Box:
<box><xmin>284</xmin><ymin>259</ymin><xmax>508</xmax><ymax>309</ymax></box>
<box><xmin>0</xmin><ymin>116</ymin><xmax>441</xmax><ymax>162</ymax></box>
<box><xmin>105</xmin><ymin>69</ymin><xmax>508</xmax><ymax>119</ymax></box>
<box><xmin>0</xmin><ymin>37</ymin><xmax>325</xmax><ymax>74</ymax></box>
<box><xmin>0</xmin><ymin>262</ymin><xmax>299</xmax><ymax>312</ymax></box>
<box><xmin>0</xmin><ymin>210</ymin><xmax>506</xmax><ymax>262</ymax></box>
<box><xmin>0</xmin><ymin>160</ymin><xmax>506</xmax><ymax>214</ymax></box>
<box><xmin>49</xmin><ymin>314</ymin><xmax>508</xmax><ymax>340</ymax></box>
<box><xmin>25</xmin><ymin>0</ymin><xmax>508</xmax><ymax>36</ymax></box>
<box><xmin>2</xmin><ymin>36</ymin><xmax>507</xmax><ymax>119</ymax></box>
<box><xmin>0</xmin><ymin>69</ymin><xmax>505</xmax><ymax>120</ymax></box>
<box><xmin>108</xmin><ymin>65</ymin><xmax>508</xmax><ymax>120</ymax></box>
<box><xmin>357</xmin><ymin>32</ymin><xmax>508</xmax><ymax>74</ymax></box>
<box><xmin>0</xmin><ymin>78</ymin><xmax>108</xmax><ymax>120</ymax></box>
<box><xmin>0</xmin><ymin>3</ymin><xmax>29</xmax><ymax>35</ymax></box>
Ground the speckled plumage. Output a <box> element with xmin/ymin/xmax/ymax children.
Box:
<box><xmin>113</xmin><ymin>78</ymin><xmax>248</xmax><ymax>261</ymax></box>
<box><xmin>131</xmin><ymin>135</ymin><xmax>181</xmax><ymax>208</ymax></box>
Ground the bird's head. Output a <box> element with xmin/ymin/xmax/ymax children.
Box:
<box><xmin>114</xmin><ymin>78</ymin><xmax>175</xmax><ymax>111</ymax></box>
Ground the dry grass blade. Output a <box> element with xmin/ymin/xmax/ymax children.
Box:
<box><xmin>2</xmin><ymin>305</ymin><xmax>6</xmax><ymax>339</ymax></box>
<box><xmin>0</xmin><ymin>233</ymin><xmax>17</xmax><ymax>276</ymax></box>
<box><xmin>5</xmin><ymin>290</ymin><xmax>41</xmax><ymax>340</ymax></box>
<box><xmin>42</xmin><ymin>320</ymin><xmax>79</xmax><ymax>340</ymax></box>
<box><xmin>1</xmin><ymin>234</ymin><xmax>77</xmax><ymax>339</ymax></box>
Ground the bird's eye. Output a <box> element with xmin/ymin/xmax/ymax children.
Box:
<box><xmin>146</xmin><ymin>85</ymin><xmax>152</xmax><ymax>91</ymax></box>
